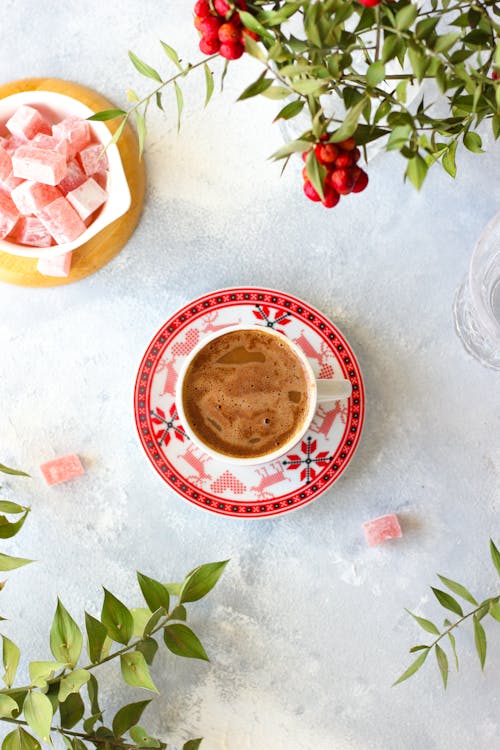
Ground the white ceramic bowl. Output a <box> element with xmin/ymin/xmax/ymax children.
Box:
<box><xmin>0</xmin><ymin>90</ymin><xmax>131</xmax><ymax>259</ymax></box>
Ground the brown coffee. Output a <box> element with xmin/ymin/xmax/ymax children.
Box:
<box><xmin>181</xmin><ymin>329</ymin><xmax>310</xmax><ymax>459</ymax></box>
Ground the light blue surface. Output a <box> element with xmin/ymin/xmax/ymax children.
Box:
<box><xmin>0</xmin><ymin>2</ymin><xmax>499</xmax><ymax>748</ymax></box>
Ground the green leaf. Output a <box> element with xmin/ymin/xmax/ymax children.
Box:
<box><xmin>274</xmin><ymin>100</ymin><xmax>304</xmax><ymax>122</ymax></box>
<box><xmin>183</xmin><ymin>741</ymin><xmax>203</xmax><ymax>750</ymax></box>
<box><xmin>405</xmin><ymin>609</ymin><xmax>440</xmax><ymax>635</ymax></box>
<box><xmin>2</xmin><ymin>635</ymin><xmax>20</xmax><ymax>687</ymax></box>
<box><xmin>238</xmin><ymin>10</ymin><xmax>273</xmax><ymax>41</ymax></box>
<box><xmin>292</xmin><ymin>79</ymin><xmax>326</xmax><ymax>95</ymax></box>
<box><xmin>135</xmin><ymin>110</ymin><xmax>146</xmax><ymax>159</ymax></box>
<box><xmin>59</xmin><ymin>692</ymin><xmax>84</xmax><ymax>730</ymax></box>
<box><xmin>29</xmin><ymin>661</ymin><xmax>65</xmax><ymax>689</ymax></box>
<box><xmin>387</xmin><ymin>124</ymin><xmax>412</xmax><ymax>151</ymax></box>
<box><xmin>405</xmin><ymin>153</ymin><xmax>428</xmax><ymax>190</ymax></box>
<box><xmin>109</xmin><ymin>117</ymin><xmax>128</xmax><ymax>148</ymax></box>
<box><xmin>409</xmin><ymin>644</ymin><xmax>429</xmax><ymax>653</ymax></box>
<box><xmin>243</xmin><ymin>35</ymin><xmax>266</xmax><ymax>62</ymax></box>
<box><xmin>174</xmin><ymin>81</ymin><xmax>183</xmax><ymax>132</ymax></box>
<box><xmin>238</xmin><ymin>73</ymin><xmax>273</xmax><ymax>101</ymax></box>
<box><xmin>112</xmin><ymin>700</ymin><xmax>151</xmax><ymax>738</ymax></box>
<box><xmin>392</xmin><ymin>649</ymin><xmax>429</xmax><ymax>686</ymax></box>
<box><xmin>366</xmin><ymin>61</ymin><xmax>385</xmax><ymax>87</ymax></box>
<box><xmin>179</xmin><ymin>560</ymin><xmax>229</xmax><ymax>604</ymax></box>
<box><xmin>0</xmin><ymin>464</ymin><xmax>29</xmax><ymax>477</ymax></box>
<box><xmin>437</xmin><ymin>575</ymin><xmax>478</xmax><ymax>606</ymax></box>
<box><xmin>101</xmin><ymin>589</ymin><xmax>133</xmax><ymax>645</ymax></box>
<box><xmin>136</xmin><ymin>637</ymin><xmax>158</xmax><ymax>666</ymax></box>
<box><xmin>24</xmin><ymin>692</ymin><xmax>53</xmax><ymax>743</ymax></box>
<box><xmin>170</xmin><ymin>604</ymin><xmax>187</xmax><ymax>622</ymax></box>
<box><xmin>271</xmin><ymin>139</ymin><xmax>311</xmax><ymax>161</ymax></box>
<box><xmin>163</xmin><ymin>624</ymin><xmax>208</xmax><ymax>661</ymax></box>
<box><xmin>447</xmin><ymin>631</ymin><xmax>459</xmax><ymax>670</ymax></box>
<box><xmin>143</xmin><ymin>607</ymin><xmax>166</xmax><ymax>637</ymax></box>
<box><xmin>442</xmin><ymin>141</ymin><xmax>457</xmax><ymax>177</ymax></box>
<box><xmin>489</xmin><ymin>601</ymin><xmax>500</xmax><ymax>622</ymax></box>
<box><xmin>382</xmin><ymin>36</ymin><xmax>400</xmax><ymax>64</ymax></box>
<box><xmin>128</xmin><ymin>51</ymin><xmax>162</xmax><ymax>82</ymax></box>
<box><xmin>435</xmin><ymin>644</ymin><xmax>448</xmax><ymax>688</ymax></box>
<box><xmin>0</xmin><ymin>694</ymin><xmax>19</xmax><ymax>718</ymax></box>
<box><xmin>120</xmin><ymin>652</ymin><xmax>158</xmax><ymax>692</ymax></box>
<box><xmin>50</xmin><ymin>599</ymin><xmax>82</xmax><ymax>668</ymax></box>
<box><xmin>261</xmin><ymin>86</ymin><xmax>290</xmax><ymax>101</ymax></box>
<box><xmin>434</xmin><ymin>33</ymin><xmax>461</xmax><ymax>53</ymax></box>
<box><xmin>0</xmin><ymin>552</ymin><xmax>32</xmax><ymax>572</ymax></box>
<box><xmin>330</xmin><ymin>98</ymin><xmax>367</xmax><ymax>143</ymax></box>
<box><xmin>129</xmin><ymin>727</ymin><xmax>161</xmax><ymax>749</ymax></box>
<box><xmin>83</xmin><ymin>712</ymin><xmax>103</xmax><ymax>735</ymax></box>
<box><xmin>160</xmin><ymin>41</ymin><xmax>182</xmax><ymax>72</ymax></box>
<box><xmin>396</xmin><ymin>4</ymin><xmax>418</xmax><ymax>29</ymax></box>
<box><xmin>164</xmin><ymin>582</ymin><xmax>181</xmax><ymax>597</ymax></box>
<box><xmin>2</xmin><ymin>728</ymin><xmax>40</xmax><ymax>750</ymax></box>
<box><xmin>137</xmin><ymin>573</ymin><xmax>171</xmax><ymax>613</ymax></box>
<box><xmin>431</xmin><ymin>588</ymin><xmax>464</xmax><ymax>616</ymax></box>
<box><xmin>88</xmin><ymin>109</ymin><xmax>126</xmax><ymax>122</ymax></box>
<box><xmin>0</xmin><ymin>511</ymin><xmax>29</xmax><ymax>539</ymax></box>
<box><xmin>305</xmin><ymin>150</ymin><xmax>325</xmax><ymax>201</ymax></box>
<box><xmin>204</xmin><ymin>64</ymin><xmax>214</xmax><ymax>107</ymax></box>
<box><xmin>85</xmin><ymin>612</ymin><xmax>108</xmax><ymax>664</ymax></box>
<box><xmin>58</xmin><ymin>669</ymin><xmax>91</xmax><ymax>703</ymax></box>
<box><xmin>490</xmin><ymin>539</ymin><xmax>500</xmax><ymax>577</ymax></box>
<box><xmin>463</xmin><ymin>132</ymin><xmax>483</xmax><ymax>153</ymax></box>
<box><xmin>132</xmin><ymin>608</ymin><xmax>151</xmax><ymax>638</ymax></box>
<box><xmin>87</xmin><ymin>674</ymin><xmax>101</xmax><ymax>717</ymax></box>
<box><xmin>473</xmin><ymin>615</ymin><xmax>487</xmax><ymax>670</ymax></box>
<box><xmin>0</xmin><ymin>501</ymin><xmax>25</xmax><ymax>514</ymax></box>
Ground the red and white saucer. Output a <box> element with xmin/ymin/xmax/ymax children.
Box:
<box><xmin>134</xmin><ymin>287</ymin><xmax>365</xmax><ymax>518</ymax></box>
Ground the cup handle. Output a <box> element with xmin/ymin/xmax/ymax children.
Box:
<box><xmin>316</xmin><ymin>378</ymin><xmax>352</xmax><ymax>401</ymax></box>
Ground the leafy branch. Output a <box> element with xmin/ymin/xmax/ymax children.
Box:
<box><xmin>0</xmin><ymin>462</ymin><xmax>33</xmax><ymax>582</ymax></box>
<box><xmin>394</xmin><ymin>539</ymin><xmax>500</xmax><ymax>688</ymax></box>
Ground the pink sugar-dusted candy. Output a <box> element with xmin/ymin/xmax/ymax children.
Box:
<box><xmin>6</xmin><ymin>105</ymin><xmax>50</xmax><ymax>140</ymax></box>
<box><xmin>11</xmin><ymin>181</ymin><xmax>61</xmax><ymax>216</ymax></box>
<box><xmin>78</xmin><ymin>143</ymin><xmax>108</xmax><ymax>177</ymax></box>
<box><xmin>4</xmin><ymin>134</ymin><xmax>28</xmax><ymax>153</ymax></box>
<box><xmin>12</xmin><ymin>146</ymin><xmax>67</xmax><ymax>186</ymax></box>
<box><xmin>10</xmin><ymin>216</ymin><xmax>53</xmax><ymax>247</ymax></box>
<box><xmin>31</xmin><ymin>133</ymin><xmax>68</xmax><ymax>160</ymax></box>
<box><xmin>363</xmin><ymin>514</ymin><xmax>402</xmax><ymax>547</ymax></box>
<box><xmin>0</xmin><ymin>190</ymin><xmax>20</xmax><ymax>239</ymax></box>
<box><xmin>52</xmin><ymin>117</ymin><xmax>91</xmax><ymax>159</ymax></box>
<box><xmin>37</xmin><ymin>196</ymin><xmax>86</xmax><ymax>244</ymax></box>
<box><xmin>39</xmin><ymin>453</ymin><xmax>83</xmax><ymax>485</ymax></box>
<box><xmin>0</xmin><ymin>147</ymin><xmax>12</xmax><ymax>182</ymax></box>
<box><xmin>1</xmin><ymin>172</ymin><xmax>24</xmax><ymax>191</ymax></box>
<box><xmin>67</xmin><ymin>177</ymin><xmax>108</xmax><ymax>220</ymax></box>
<box><xmin>58</xmin><ymin>159</ymin><xmax>86</xmax><ymax>194</ymax></box>
<box><xmin>37</xmin><ymin>251</ymin><xmax>72</xmax><ymax>277</ymax></box>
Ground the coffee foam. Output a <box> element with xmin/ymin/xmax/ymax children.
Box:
<box><xmin>182</xmin><ymin>330</ymin><xmax>310</xmax><ymax>459</ymax></box>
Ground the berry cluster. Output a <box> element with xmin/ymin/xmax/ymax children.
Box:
<box><xmin>194</xmin><ymin>0</ymin><xmax>258</xmax><ymax>60</ymax></box>
<box><xmin>302</xmin><ymin>137</ymin><xmax>369</xmax><ymax>208</ymax></box>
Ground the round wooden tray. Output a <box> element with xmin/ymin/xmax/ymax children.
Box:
<box><xmin>0</xmin><ymin>78</ymin><xmax>146</xmax><ymax>287</ymax></box>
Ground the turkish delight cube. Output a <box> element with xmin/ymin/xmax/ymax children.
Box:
<box><xmin>52</xmin><ymin>117</ymin><xmax>91</xmax><ymax>159</ymax></box>
<box><xmin>11</xmin><ymin>181</ymin><xmax>61</xmax><ymax>216</ymax></box>
<box><xmin>10</xmin><ymin>216</ymin><xmax>53</xmax><ymax>247</ymax></box>
<box><xmin>37</xmin><ymin>251</ymin><xmax>72</xmax><ymax>277</ymax></box>
<box><xmin>4</xmin><ymin>134</ymin><xmax>28</xmax><ymax>153</ymax></box>
<box><xmin>39</xmin><ymin>453</ymin><xmax>83</xmax><ymax>484</ymax></box>
<box><xmin>6</xmin><ymin>105</ymin><xmax>50</xmax><ymax>140</ymax></box>
<box><xmin>0</xmin><ymin>190</ymin><xmax>20</xmax><ymax>239</ymax></box>
<box><xmin>31</xmin><ymin>133</ymin><xmax>68</xmax><ymax>160</ymax></box>
<box><xmin>12</xmin><ymin>146</ymin><xmax>67</xmax><ymax>186</ymax></box>
<box><xmin>363</xmin><ymin>514</ymin><xmax>403</xmax><ymax>547</ymax></box>
<box><xmin>57</xmin><ymin>159</ymin><xmax>86</xmax><ymax>194</ymax></box>
<box><xmin>37</xmin><ymin>196</ymin><xmax>86</xmax><ymax>244</ymax></box>
<box><xmin>67</xmin><ymin>177</ymin><xmax>108</xmax><ymax>220</ymax></box>
<box><xmin>0</xmin><ymin>147</ymin><xmax>12</xmax><ymax>182</ymax></box>
<box><xmin>79</xmin><ymin>143</ymin><xmax>108</xmax><ymax>177</ymax></box>
<box><xmin>1</xmin><ymin>172</ymin><xmax>24</xmax><ymax>191</ymax></box>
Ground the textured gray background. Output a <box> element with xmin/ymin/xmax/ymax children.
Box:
<box><xmin>0</xmin><ymin>2</ymin><xmax>499</xmax><ymax>748</ymax></box>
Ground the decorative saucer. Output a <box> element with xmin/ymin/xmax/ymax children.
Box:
<box><xmin>134</xmin><ymin>287</ymin><xmax>365</xmax><ymax>518</ymax></box>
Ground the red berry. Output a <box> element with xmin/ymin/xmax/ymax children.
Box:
<box><xmin>200</xmin><ymin>16</ymin><xmax>222</xmax><ymax>41</ymax></box>
<box><xmin>214</xmin><ymin>0</ymin><xmax>232</xmax><ymax>16</ymax></box>
<box><xmin>351</xmin><ymin>147</ymin><xmax>361</xmax><ymax>163</ymax></box>
<box><xmin>352</xmin><ymin>168</ymin><xmax>369</xmax><ymax>193</ymax></box>
<box><xmin>194</xmin><ymin>15</ymin><xmax>204</xmax><ymax>31</ymax></box>
<box><xmin>330</xmin><ymin>168</ymin><xmax>355</xmax><ymax>195</ymax></box>
<box><xmin>242</xmin><ymin>26</ymin><xmax>260</xmax><ymax>41</ymax></box>
<box><xmin>322</xmin><ymin>186</ymin><xmax>340</xmax><ymax>208</ymax></box>
<box><xmin>303</xmin><ymin>180</ymin><xmax>321</xmax><ymax>202</ymax></box>
<box><xmin>194</xmin><ymin>0</ymin><xmax>211</xmax><ymax>18</ymax></box>
<box><xmin>302</xmin><ymin>166</ymin><xmax>308</xmax><ymax>180</ymax></box>
<box><xmin>219</xmin><ymin>40</ymin><xmax>245</xmax><ymax>59</ymax></box>
<box><xmin>301</xmin><ymin>150</ymin><xmax>310</xmax><ymax>163</ymax></box>
<box><xmin>199</xmin><ymin>36</ymin><xmax>221</xmax><ymax>54</ymax></box>
<box><xmin>357</xmin><ymin>0</ymin><xmax>381</xmax><ymax>6</ymax></box>
<box><xmin>338</xmin><ymin>138</ymin><xmax>356</xmax><ymax>151</ymax></box>
<box><xmin>493</xmin><ymin>71</ymin><xmax>499</xmax><ymax>80</ymax></box>
<box><xmin>219</xmin><ymin>20</ymin><xmax>241</xmax><ymax>43</ymax></box>
<box><xmin>316</xmin><ymin>143</ymin><xmax>339</xmax><ymax>165</ymax></box>
<box><xmin>334</xmin><ymin>151</ymin><xmax>353</xmax><ymax>168</ymax></box>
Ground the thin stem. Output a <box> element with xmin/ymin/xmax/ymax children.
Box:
<box><xmin>428</xmin><ymin>596</ymin><xmax>499</xmax><ymax>651</ymax></box>
<box><xmin>0</xmin><ymin>717</ymin><xmax>137</xmax><ymax>749</ymax></box>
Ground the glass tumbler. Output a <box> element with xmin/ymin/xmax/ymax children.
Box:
<box><xmin>453</xmin><ymin>211</ymin><xmax>500</xmax><ymax>370</ymax></box>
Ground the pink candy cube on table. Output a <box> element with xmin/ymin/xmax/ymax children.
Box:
<box><xmin>0</xmin><ymin>147</ymin><xmax>12</xmax><ymax>182</ymax></box>
<box><xmin>10</xmin><ymin>217</ymin><xmax>53</xmax><ymax>247</ymax></box>
<box><xmin>38</xmin><ymin>196</ymin><xmax>86</xmax><ymax>244</ymax></box>
<box><xmin>37</xmin><ymin>251</ymin><xmax>72</xmax><ymax>277</ymax></box>
<box><xmin>0</xmin><ymin>190</ymin><xmax>20</xmax><ymax>239</ymax></box>
<box><xmin>79</xmin><ymin>144</ymin><xmax>108</xmax><ymax>177</ymax></box>
<box><xmin>39</xmin><ymin>454</ymin><xmax>84</xmax><ymax>486</ymax></box>
<box><xmin>363</xmin><ymin>514</ymin><xmax>403</xmax><ymax>547</ymax></box>
<box><xmin>31</xmin><ymin>133</ymin><xmax>68</xmax><ymax>160</ymax></box>
<box><xmin>52</xmin><ymin>117</ymin><xmax>91</xmax><ymax>159</ymax></box>
<box><xmin>11</xmin><ymin>181</ymin><xmax>61</xmax><ymax>215</ymax></box>
<box><xmin>67</xmin><ymin>177</ymin><xmax>108</xmax><ymax>220</ymax></box>
<box><xmin>12</xmin><ymin>146</ymin><xmax>67</xmax><ymax>186</ymax></box>
<box><xmin>6</xmin><ymin>105</ymin><xmax>50</xmax><ymax>140</ymax></box>
<box><xmin>58</xmin><ymin>159</ymin><xmax>86</xmax><ymax>194</ymax></box>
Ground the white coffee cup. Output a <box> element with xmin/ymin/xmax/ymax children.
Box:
<box><xmin>175</xmin><ymin>325</ymin><xmax>352</xmax><ymax>466</ymax></box>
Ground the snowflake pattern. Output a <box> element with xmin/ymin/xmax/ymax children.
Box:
<box><xmin>282</xmin><ymin>436</ymin><xmax>333</xmax><ymax>484</ymax></box>
<box><xmin>252</xmin><ymin>304</ymin><xmax>292</xmax><ymax>329</ymax></box>
<box><xmin>150</xmin><ymin>403</ymin><xmax>187</xmax><ymax>447</ymax></box>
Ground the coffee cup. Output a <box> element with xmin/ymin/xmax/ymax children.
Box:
<box><xmin>175</xmin><ymin>325</ymin><xmax>352</xmax><ymax>466</ymax></box>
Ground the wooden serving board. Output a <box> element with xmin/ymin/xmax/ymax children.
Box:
<box><xmin>0</xmin><ymin>78</ymin><xmax>145</xmax><ymax>287</ymax></box>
